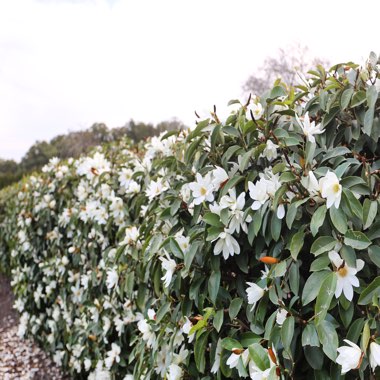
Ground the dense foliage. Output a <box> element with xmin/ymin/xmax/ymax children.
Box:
<box><xmin>1</xmin><ymin>54</ymin><xmax>380</xmax><ymax>380</ymax></box>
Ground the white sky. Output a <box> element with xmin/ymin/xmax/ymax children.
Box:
<box><xmin>0</xmin><ymin>0</ymin><xmax>379</xmax><ymax>161</ymax></box>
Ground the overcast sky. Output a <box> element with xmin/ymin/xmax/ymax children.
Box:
<box><xmin>1</xmin><ymin>0</ymin><xmax>379</xmax><ymax>161</ymax></box>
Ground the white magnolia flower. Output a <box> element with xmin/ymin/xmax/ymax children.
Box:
<box><xmin>226</xmin><ymin>349</ymin><xmax>249</xmax><ymax>369</ymax></box>
<box><xmin>211</xmin><ymin>338</ymin><xmax>222</xmax><ymax>374</ymax></box>
<box><xmin>248</xmin><ymin>178</ymin><xmax>269</xmax><ymax>210</ymax></box>
<box><xmin>160</xmin><ymin>253</ymin><xmax>177</xmax><ymax>288</ymax></box>
<box><xmin>328</xmin><ymin>251</ymin><xmax>364</xmax><ymax>301</ymax></box>
<box><xmin>175</xmin><ymin>233</ymin><xmax>190</xmax><ymax>254</ymax></box>
<box><xmin>104</xmin><ymin>343</ymin><xmax>121</xmax><ymax>369</ymax></box>
<box><xmin>211</xmin><ymin>166</ymin><xmax>229</xmax><ymax>188</ymax></box>
<box><xmin>182</xmin><ymin>317</ymin><xmax>195</xmax><ymax>343</ymax></box>
<box><xmin>296</xmin><ymin>112</ymin><xmax>325</xmax><ymax>143</ymax></box>
<box><xmin>188</xmin><ymin>173</ymin><xmax>215</xmax><ymax>205</ymax></box>
<box><xmin>123</xmin><ymin>375</ymin><xmax>134</xmax><ymax>380</ymax></box>
<box><xmin>106</xmin><ymin>269</ymin><xmax>119</xmax><ymax>290</ymax></box>
<box><xmin>220</xmin><ymin>189</ymin><xmax>252</xmax><ymax>233</ymax></box>
<box><xmin>121</xmin><ymin>226</ymin><xmax>140</xmax><ymax>246</ymax></box>
<box><xmin>301</xmin><ymin>171</ymin><xmax>320</xmax><ymax>198</ymax></box>
<box><xmin>249</xmin><ymin>102</ymin><xmax>264</xmax><ymax>120</ymax></box>
<box><xmin>262</xmin><ymin>140</ymin><xmax>279</xmax><ymax>161</ymax></box>
<box><xmin>370</xmin><ymin>341</ymin><xmax>380</xmax><ymax>372</ymax></box>
<box><xmin>146</xmin><ymin>178</ymin><xmax>168</xmax><ymax>201</ymax></box>
<box><xmin>246</xmin><ymin>282</ymin><xmax>265</xmax><ymax>311</ymax></box>
<box><xmin>319</xmin><ymin>170</ymin><xmax>342</xmax><ymax>209</ymax></box>
<box><xmin>119</xmin><ymin>168</ymin><xmax>134</xmax><ymax>189</ymax></box>
<box><xmin>249</xmin><ymin>360</ymin><xmax>278</xmax><ymax>380</ymax></box>
<box><xmin>137</xmin><ymin>319</ymin><xmax>156</xmax><ymax>348</ymax></box>
<box><xmin>276</xmin><ymin>308</ymin><xmax>288</xmax><ymax>326</ymax></box>
<box><xmin>212</xmin><ymin>228</ymin><xmax>240</xmax><ymax>260</ymax></box>
<box><xmin>336</xmin><ymin>339</ymin><xmax>363</xmax><ymax>374</ymax></box>
<box><xmin>167</xmin><ymin>363</ymin><xmax>183</xmax><ymax>380</ymax></box>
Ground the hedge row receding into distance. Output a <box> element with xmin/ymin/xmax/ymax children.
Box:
<box><xmin>1</xmin><ymin>54</ymin><xmax>380</xmax><ymax>379</ymax></box>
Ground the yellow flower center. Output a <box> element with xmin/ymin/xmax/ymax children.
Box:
<box><xmin>200</xmin><ymin>187</ymin><xmax>207</xmax><ymax>196</ymax></box>
<box><xmin>333</xmin><ymin>183</ymin><xmax>340</xmax><ymax>193</ymax></box>
<box><xmin>338</xmin><ymin>266</ymin><xmax>348</xmax><ymax>277</ymax></box>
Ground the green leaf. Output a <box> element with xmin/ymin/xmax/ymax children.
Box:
<box><xmin>350</xmin><ymin>90</ymin><xmax>366</xmax><ymax>107</ymax></box>
<box><xmin>203</xmin><ymin>212</ymin><xmax>224</xmax><ymax>227</ymax></box>
<box><xmin>194</xmin><ymin>331</ymin><xmax>210</xmax><ymax>373</ymax></box>
<box><xmin>347</xmin><ymin>318</ymin><xmax>365</xmax><ymax>344</ymax></box>
<box><xmin>213</xmin><ymin>309</ymin><xmax>224</xmax><ymax>333</ymax></box>
<box><xmin>229</xmin><ymin>298</ymin><xmax>243</xmax><ymax>320</ymax></box>
<box><xmin>342</xmin><ymin>188</ymin><xmax>363</xmax><ymax>220</ymax></box>
<box><xmin>208</xmin><ymin>271</ymin><xmax>221</xmax><ymax>304</ymax></box>
<box><xmin>361</xmin><ymin>321</ymin><xmax>371</xmax><ymax>352</ymax></box>
<box><xmin>281</xmin><ymin>316</ymin><xmax>295</xmax><ymax>351</ymax></box>
<box><xmin>329</xmin><ymin>206</ymin><xmax>347</xmax><ymax>234</ymax></box>
<box><xmin>270</xmin><ymin>212</ymin><xmax>282</xmax><ymax>242</ymax></box>
<box><xmin>239</xmin><ymin>149</ymin><xmax>254</xmax><ymax>173</ymax></box>
<box><xmin>341</xmin><ymin>88</ymin><xmax>354</xmax><ymax>109</ymax></box>
<box><xmin>305</xmin><ymin>141</ymin><xmax>316</xmax><ymax>165</ymax></box>
<box><xmin>317</xmin><ymin>320</ymin><xmax>338</xmax><ymax>361</ymax></box>
<box><xmin>220</xmin><ymin>176</ymin><xmax>245</xmax><ymax>197</ymax></box>
<box><xmin>363</xmin><ymin>199</ymin><xmax>377</xmax><ymax>230</ymax></box>
<box><xmin>366</xmin><ymin>85</ymin><xmax>378</xmax><ymax>108</ymax></box>
<box><xmin>248</xmin><ymin>343</ymin><xmax>270</xmax><ymax>371</ymax></box>
<box><xmin>310</xmin><ymin>205</ymin><xmax>327</xmax><ymax>237</ymax></box>
<box><xmin>310</xmin><ymin>236</ymin><xmax>337</xmax><ymax>256</ymax></box>
<box><xmin>363</xmin><ymin>107</ymin><xmax>374</xmax><ymax>136</ymax></box>
<box><xmin>272</xmin><ymin>162</ymin><xmax>286</xmax><ymax>175</ymax></box>
<box><xmin>279</xmin><ymin>172</ymin><xmax>296</xmax><ymax>183</ymax></box>
<box><xmin>221</xmin><ymin>337</ymin><xmax>243</xmax><ymax>351</ymax></box>
<box><xmin>184</xmin><ymin>241</ymin><xmax>201</xmax><ymax>269</ymax></box>
<box><xmin>270</xmin><ymin>85</ymin><xmax>287</xmax><ymax>99</ymax></box>
<box><xmin>302</xmin><ymin>323</ymin><xmax>320</xmax><ymax>347</ymax></box>
<box><xmin>358</xmin><ymin>276</ymin><xmax>380</xmax><ymax>305</ymax></box>
<box><xmin>302</xmin><ymin>270</ymin><xmax>330</xmax><ymax>306</ymax></box>
<box><xmin>368</xmin><ymin>245</ymin><xmax>380</xmax><ymax>268</ymax></box>
<box><xmin>290</xmin><ymin>230</ymin><xmax>305</xmax><ymax>260</ymax></box>
<box><xmin>315</xmin><ymin>272</ymin><xmax>337</xmax><ymax>325</ymax></box>
<box><xmin>274</xmin><ymin>260</ymin><xmax>287</xmax><ymax>277</ymax></box>
<box><xmin>344</xmin><ymin>230</ymin><xmax>371</xmax><ymax>250</ymax></box>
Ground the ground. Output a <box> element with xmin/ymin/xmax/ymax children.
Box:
<box><xmin>0</xmin><ymin>274</ymin><xmax>69</xmax><ymax>380</ymax></box>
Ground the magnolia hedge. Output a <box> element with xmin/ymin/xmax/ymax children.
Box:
<box><xmin>1</xmin><ymin>55</ymin><xmax>380</xmax><ymax>380</ymax></box>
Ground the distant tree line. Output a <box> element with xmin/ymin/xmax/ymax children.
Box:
<box><xmin>0</xmin><ymin>119</ymin><xmax>185</xmax><ymax>189</ymax></box>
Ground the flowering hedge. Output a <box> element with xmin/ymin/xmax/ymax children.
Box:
<box><xmin>1</xmin><ymin>54</ymin><xmax>380</xmax><ymax>380</ymax></box>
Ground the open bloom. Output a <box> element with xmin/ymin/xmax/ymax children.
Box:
<box><xmin>246</xmin><ymin>282</ymin><xmax>265</xmax><ymax>311</ymax></box>
<box><xmin>249</xmin><ymin>102</ymin><xmax>264</xmax><ymax>120</ymax></box>
<box><xmin>160</xmin><ymin>253</ymin><xmax>177</xmax><ymax>288</ymax></box>
<box><xmin>106</xmin><ymin>269</ymin><xmax>119</xmax><ymax>290</ymax></box>
<box><xmin>104</xmin><ymin>343</ymin><xmax>121</xmax><ymax>369</ymax></box>
<box><xmin>167</xmin><ymin>363</ymin><xmax>183</xmax><ymax>380</ymax></box>
<box><xmin>188</xmin><ymin>173</ymin><xmax>215</xmax><ymax>205</ymax></box>
<box><xmin>276</xmin><ymin>309</ymin><xmax>288</xmax><ymax>326</ymax></box>
<box><xmin>319</xmin><ymin>171</ymin><xmax>342</xmax><ymax>209</ymax></box>
<box><xmin>336</xmin><ymin>339</ymin><xmax>363</xmax><ymax>374</ymax></box>
<box><xmin>296</xmin><ymin>112</ymin><xmax>325</xmax><ymax>143</ymax></box>
<box><xmin>248</xmin><ymin>178</ymin><xmax>269</xmax><ymax>210</ymax></box>
<box><xmin>211</xmin><ymin>339</ymin><xmax>222</xmax><ymax>374</ymax></box>
<box><xmin>370</xmin><ymin>342</ymin><xmax>380</xmax><ymax>372</ymax></box>
<box><xmin>262</xmin><ymin>140</ymin><xmax>279</xmax><ymax>161</ymax></box>
<box><xmin>226</xmin><ymin>349</ymin><xmax>249</xmax><ymax>369</ymax></box>
<box><xmin>211</xmin><ymin>166</ymin><xmax>229</xmax><ymax>188</ymax></box>
<box><xmin>212</xmin><ymin>228</ymin><xmax>240</xmax><ymax>260</ymax></box>
<box><xmin>301</xmin><ymin>171</ymin><xmax>320</xmax><ymax>198</ymax></box>
<box><xmin>328</xmin><ymin>251</ymin><xmax>364</xmax><ymax>301</ymax></box>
